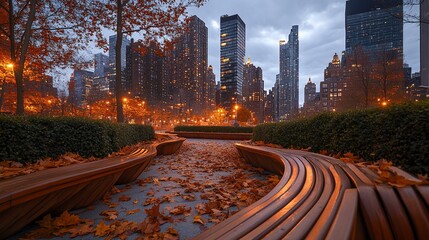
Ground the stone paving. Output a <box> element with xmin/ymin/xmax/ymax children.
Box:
<box><xmin>14</xmin><ymin>139</ymin><xmax>278</xmax><ymax>239</ymax></box>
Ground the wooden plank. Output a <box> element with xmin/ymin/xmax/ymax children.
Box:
<box><xmin>397</xmin><ymin>187</ymin><xmax>429</xmax><ymax>239</ymax></box>
<box><xmin>278</xmin><ymin>157</ymin><xmax>334</xmax><ymax>239</ymax></box>
<box><xmin>415</xmin><ymin>185</ymin><xmax>429</xmax><ymax>207</ymax></box>
<box><xmin>196</xmin><ymin>149</ymin><xmax>303</xmax><ymax>239</ymax></box>
<box><xmin>326</xmin><ymin>189</ymin><xmax>359</xmax><ymax>240</ymax></box>
<box><xmin>346</xmin><ymin>163</ymin><xmax>373</xmax><ymax>186</ymax></box>
<box><xmin>376</xmin><ymin>185</ymin><xmax>414</xmax><ymax>239</ymax></box>
<box><xmin>240</xmin><ymin>156</ymin><xmax>316</xmax><ymax>239</ymax></box>
<box><xmin>356</xmin><ymin>186</ymin><xmax>394</xmax><ymax>240</ymax></box>
<box><xmin>306</xmin><ymin>165</ymin><xmax>352</xmax><ymax>239</ymax></box>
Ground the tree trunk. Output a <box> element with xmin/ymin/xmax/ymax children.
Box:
<box><xmin>0</xmin><ymin>78</ymin><xmax>5</xmax><ymax>111</ymax></box>
<box><xmin>9</xmin><ymin>0</ymin><xmax>37</xmax><ymax>115</ymax></box>
<box><xmin>115</xmin><ymin>0</ymin><xmax>124</xmax><ymax>123</ymax></box>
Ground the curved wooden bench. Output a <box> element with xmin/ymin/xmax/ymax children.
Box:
<box><xmin>195</xmin><ymin>143</ymin><xmax>428</xmax><ymax>239</ymax></box>
<box><xmin>0</xmin><ymin>136</ymin><xmax>186</xmax><ymax>239</ymax></box>
<box><xmin>169</xmin><ymin>131</ymin><xmax>252</xmax><ymax>140</ymax></box>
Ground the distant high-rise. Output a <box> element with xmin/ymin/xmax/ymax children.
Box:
<box><xmin>108</xmin><ymin>34</ymin><xmax>130</xmax><ymax>93</ymax></box>
<box><xmin>320</xmin><ymin>53</ymin><xmax>345</xmax><ymax>112</ymax></box>
<box><xmin>207</xmin><ymin>65</ymin><xmax>216</xmax><ymax>109</ymax></box>
<box><xmin>304</xmin><ymin>78</ymin><xmax>316</xmax><ymax>106</ymax></box>
<box><xmin>421</xmin><ymin>0</ymin><xmax>429</xmax><ymax>87</ymax></box>
<box><xmin>174</xmin><ymin>15</ymin><xmax>208</xmax><ymax>114</ymax></box>
<box><xmin>277</xmin><ymin>25</ymin><xmax>299</xmax><ymax>120</ymax></box>
<box><xmin>220</xmin><ymin>14</ymin><xmax>246</xmax><ymax>109</ymax></box>
<box><xmin>125</xmin><ymin>40</ymin><xmax>163</xmax><ymax>106</ymax></box>
<box><xmin>243</xmin><ymin>58</ymin><xmax>264</xmax><ymax>123</ymax></box>
<box><xmin>94</xmin><ymin>53</ymin><xmax>109</xmax><ymax>77</ymax></box>
<box><xmin>69</xmin><ymin>69</ymin><xmax>94</xmax><ymax>107</ymax></box>
<box><xmin>345</xmin><ymin>0</ymin><xmax>403</xmax><ymax>58</ymax></box>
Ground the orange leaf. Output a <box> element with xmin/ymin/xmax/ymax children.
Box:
<box><xmin>53</xmin><ymin>211</ymin><xmax>80</xmax><ymax>227</ymax></box>
<box><xmin>95</xmin><ymin>220</ymin><xmax>110</xmax><ymax>237</ymax></box>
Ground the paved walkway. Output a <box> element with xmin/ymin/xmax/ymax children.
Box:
<box><xmin>16</xmin><ymin>139</ymin><xmax>278</xmax><ymax>239</ymax></box>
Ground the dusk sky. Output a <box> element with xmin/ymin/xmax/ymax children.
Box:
<box><xmin>56</xmin><ymin>0</ymin><xmax>420</xmax><ymax>106</ymax></box>
<box><xmin>188</xmin><ymin>0</ymin><xmax>420</xmax><ymax>106</ymax></box>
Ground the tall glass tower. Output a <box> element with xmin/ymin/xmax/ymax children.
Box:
<box><xmin>345</xmin><ymin>0</ymin><xmax>403</xmax><ymax>59</ymax></box>
<box><xmin>220</xmin><ymin>14</ymin><xmax>246</xmax><ymax>109</ymax></box>
<box><xmin>278</xmin><ymin>25</ymin><xmax>299</xmax><ymax>120</ymax></box>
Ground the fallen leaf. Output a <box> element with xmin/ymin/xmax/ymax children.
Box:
<box><xmin>119</xmin><ymin>195</ymin><xmax>131</xmax><ymax>202</ymax></box>
<box><xmin>94</xmin><ymin>220</ymin><xmax>110</xmax><ymax>237</ymax></box>
<box><xmin>193</xmin><ymin>215</ymin><xmax>205</xmax><ymax>225</ymax></box>
<box><xmin>53</xmin><ymin>211</ymin><xmax>80</xmax><ymax>227</ymax></box>
<box><xmin>127</xmin><ymin>209</ymin><xmax>141</xmax><ymax>215</ymax></box>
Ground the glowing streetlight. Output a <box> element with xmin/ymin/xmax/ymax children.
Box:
<box><xmin>6</xmin><ymin>63</ymin><xmax>14</xmax><ymax>69</ymax></box>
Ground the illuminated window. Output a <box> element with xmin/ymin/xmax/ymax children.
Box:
<box><xmin>221</xmin><ymin>42</ymin><xmax>226</xmax><ymax>46</ymax></box>
<box><xmin>221</xmin><ymin>33</ymin><xmax>227</xmax><ymax>37</ymax></box>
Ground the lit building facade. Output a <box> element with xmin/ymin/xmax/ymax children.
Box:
<box><xmin>345</xmin><ymin>0</ymin><xmax>403</xmax><ymax>59</ymax></box>
<box><xmin>108</xmin><ymin>34</ymin><xmax>130</xmax><ymax>93</ymax></box>
<box><xmin>174</xmin><ymin>15</ymin><xmax>208</xmax><ymax>114</ymax></box>
<box><xmin>243</xmin><ymin>58</ymin><xmax>264</xmax><ymax>123</ymax></box>
<box><xmin>94</xmin><ymin>53</ymin><xmax>109</xmax><ymax>77</ymax></box>
<box><xmin>277</xmin><ymin>25</ymin><xmax>299</xmax><ymax>120</ymax></box>
<box><xmin>69</xmin><ymin>69</ymin><xmax>94</xmax><ymax>107</ymax></box>
<box><xmin>320</xmin><ymin>53</ymin><xmax>346</xmax><ymax>112</ymax></box>
<box><xmin>304</xmin><ymin>78</ymin><xmax>316</xmax><ymax>106</ymax></box>
<box><xmin>125</xmin><ymin>40</ymin><xmax>163</xmax><ymax>106</ymax></box>
<box><xmin>207</xmin><ymin>65</ymin><xmax>216</xmax><ymax>109</ymax></box>
<box><xmin>220</xmin><ymin>14</ymin><xmax>246</xmax><ymax>109</ymax></box>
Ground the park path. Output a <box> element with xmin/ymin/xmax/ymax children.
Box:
<box><xmin>17</xmin><ymin>139</ymin><xmax>278</xmax><ymax>240</ymax></box>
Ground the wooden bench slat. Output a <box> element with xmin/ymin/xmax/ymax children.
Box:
<box><xmin>355</xmin><ymin>185</ymin><xmax>393</xmax><ymax>239</ymax></box>
<box><xmin>277</xmin><ymin>158</ymin><xmax>334</xmax><ymax>239</ymax></box>
<box><xmin>397</xmin><ymin>186</ymin><xmax>429</xmax><ymax>240</ymax></box>
<box><xmin>325</xmin><ymin>188</ymin><xmax>359</xmax><ymax>240</ymax></box>
<box><xmin>306</xmin><ymin>164</ymin><xmax>352</xmax><ymax>239</ymax></box>
<box><xmin>376</xmin><ymin>185</ymin><xmax>415</xmax><ymax>239</ymax></box>
<box><xmin>415</xmin><ymin>185</ymin><xmax>429</xmax><ymax>207</ymax></box>
<box><xmin>218</xmin><ymin>156</ymin><xmax>307</xmax><ymax>239</ymax></box>
<box><xmin>195</xmin><ymin>147</ymin><xmax>300</xmax><ymax>239</ymax></box>
<box><xmin>345</xmin><ymin>163</ymin><xmax>374</xmax><ymax>186</ymax></box>
<box><xmin>242</xmin><ymin>156</ymin><xmax>317</xmax><ymax>239</ymax></box>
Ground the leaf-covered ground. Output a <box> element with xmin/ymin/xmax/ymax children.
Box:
<box><xmin>16</xmin><ymin>139</ymin><xmax>278</xmax><ymax>240</ymax></box>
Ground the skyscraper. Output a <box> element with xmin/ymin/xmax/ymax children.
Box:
<box><xmin>94</xmin><ymin>53</ymin><xmax>109</xmax><ymax>77</ymax></box>
<box><xmin>207</xmin><ymin>65</ymin><xmax>216</xmax><ymax>109</ymax></box>
<box><xmin>220</xmin><ymin>14</ymin><xmax>246</xmax><ymax>109</ymax></box>
<box><xmin>108</xmin><ymin>34</ymin><xmax>130</xmax><ymax>93</ymax></box>
<box><xmin>125</xmin><ymin>40</ymin><xmax>163</xmax><ymax>106</ymax></box>
<box><xmin>320</xmin><ymin>53</ymin><xmax>345</xmax><ymax>112</ymax></box>
<box><xmin>243</xmin><ymin>58</ymin><xmax>264</xmax><ymax>123</ymax></box>
<box><xmin>174</xmin><ymin>15</ymin><xmax>208</xmax><ymax>114</ymax></box>
<box><xmin>304</xmin><ymin>78</ymin><xmax>316</xmax><ymax>106</ymax></box>
<box><xmin>277</xmin><ymin>25</ymin><xmax>299</xmax><ymax>120</ymax></box>
<box><xmin>345</xmin><ymin>0</ymin><xmax>403</xmax><ymax>58</ymax></box>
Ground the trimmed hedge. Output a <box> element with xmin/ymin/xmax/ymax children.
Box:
<box><xmin>253</xmin><ymin>101</ymin><xmax>429</xmax><ymax>175</ymax></box>
<box><xmin>174</xmin><ymin>125</ymin><xmax>253</xmax><ymax>133</ymax></box>
<box><xmin>0</xmin><ymin>116</ymin><xmax>154</xmax><ymax>163</ymax></box>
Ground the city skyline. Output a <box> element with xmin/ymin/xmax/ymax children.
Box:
<box><xmin>188</xmin><ymin>0</ymin><xmax>420</xmax><ymax>106</ymax></box>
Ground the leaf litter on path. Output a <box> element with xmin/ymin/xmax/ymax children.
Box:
<box><xmin>19</xmin><ymin>139</ymin><xmax>278</xmax><ymax>239</ymax></box>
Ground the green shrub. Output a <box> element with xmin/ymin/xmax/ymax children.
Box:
<box><xmin>0</xmin><ymin>116</ymin><xmax>154</xmax><ymax>164</ymax></box>
<box><xmin>253</xmin><ymin>101</ymin><xmax>429</xmax><ymax>175</ymax></box>
<box><xmin>174</xmin><ymin>125</ymin><xmax>253</xmax><ymax>133</ymax></box>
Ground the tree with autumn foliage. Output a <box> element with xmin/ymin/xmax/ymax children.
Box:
<box><xmin>89</xmin><ymin>0</ymin><xmax>206</xmax><ymax>123</ymax></box>
<box><xmin>0</xmin><ymin>0</ymin><xmax>97</xmax><ymax>115</ymax></box>
<box><xmin>341</xmin><ymin>46</ymin><xmax>406</xmax><ymax>110</ymax></box>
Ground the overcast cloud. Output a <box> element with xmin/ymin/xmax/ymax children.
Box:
<box><xmin>188</xmin><ymin>0</ymin><xmax>420</xmax><ymax>106</ymax></box>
